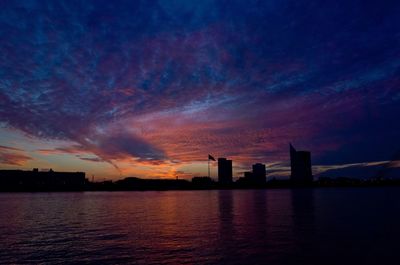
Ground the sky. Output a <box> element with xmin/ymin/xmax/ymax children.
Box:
<box><xmin>0</xmin><ymin>0</ymin><xmax>400</xmax><ymax>180</ymax></box>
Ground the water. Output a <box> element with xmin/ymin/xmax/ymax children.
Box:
<box><xmin>0</xmin><ymin>188</ymin><xmax>399</xmax><ymax>264</ymax></box>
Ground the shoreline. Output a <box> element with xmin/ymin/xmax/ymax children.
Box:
<box><xmin>1</xmin><ymin>184</ymin><xmax>400</xmax><ymax>193</ymax></box>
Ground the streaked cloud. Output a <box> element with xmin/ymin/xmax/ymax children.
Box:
<box><xmin>0</xmin><ymin>1</ymin><xmax>399</xmax><ymax>179</ymax></box>
<box><xmin>0</xmin><ymin>145</ymin><xmax>32</xmax><ymax>166</ymax></box>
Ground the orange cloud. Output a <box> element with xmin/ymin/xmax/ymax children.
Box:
<box><xmin>0</xmin><ymin>145</ymin><xmax>32</xmax><ymax>166</ymax></box>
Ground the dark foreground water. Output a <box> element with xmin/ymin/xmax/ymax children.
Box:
<box><xmin>0</xmin><ymin>188</ymin><xmax>400</xmax><ymax>264</ymax></box>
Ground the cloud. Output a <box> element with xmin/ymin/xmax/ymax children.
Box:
<box><xmin>78</xmin><ymin>157</ymin><xmax>104</xmax><ymax>163</ymax></box>
<box><xmin>314</xmin><ymin>161</ymin><xmax>400</xmax><ymax>179</ymax></box>
<box><xmin>266</xmin><ymin>160</ymin><xmax>400</xmax><ymax>180</ymax></box>
<box><xmin>0</xmin><ymin>145</ymin><xmax>23</xmax><ymax>152</ymax></box>
<box><xmin>37</xmin><ymin>145</ymin><xmax>86</xmax><ymax>155</ymax></box>
<box><xmin>0</xmin><ymin>145</ymin><xmax>31</xmax><ymax>166</ymax></box>
<box><xmin>0</xmin><ymin>1</ymin><xmax>399</xmax><ymax>178</ymax></box>
<box><xmin>36</xmin><ymin>129</ymin><xmax>166</xmax><ymax>166</ymax></box>
<box><xmin>87</xmin><ymin>130</ymin><xmax>166</xmax><ymax>162</ymax></box>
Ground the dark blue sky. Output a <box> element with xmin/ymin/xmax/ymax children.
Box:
<box><xmin>0</xmin><ymin>0</ymin><xmax>399</xmax><ymax>179</ymax></box>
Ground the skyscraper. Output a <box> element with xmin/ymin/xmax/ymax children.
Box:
<box><xmin>252</xmin><ymin>163</ymin><xmax>266</xmax><ymax>184</ymax></box>
<box><xmin>218</xmin><ymin>158</ymin><xmax>233</xmax><ymax>184</ymax></box>
<box><xmin>290</xmin><ymin>144</ymin><xmax>313</xmax><ymax>183</ymax></box>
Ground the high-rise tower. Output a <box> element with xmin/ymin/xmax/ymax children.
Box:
<box><xmin>218</xmin><ymin>158</ymin><xmax>233</xmax><ymax>184</ymax></box>
<box><xmin>290</xmin><ymin>144</ymin><xmax>312</xmax><ymax>183</ymax></box>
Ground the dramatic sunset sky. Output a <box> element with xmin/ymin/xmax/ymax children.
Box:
<box><xmin>0</xmin><ymin>0</ymin><xmax>399</xmax><ymax>180</ymax></box>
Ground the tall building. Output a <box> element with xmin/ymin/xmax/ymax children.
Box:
<box><xmin>218</xmin><ymin>158</ymin><xmax>233</xmax><ymax>184</ymax></box>
<box><xmin>252</xmin><ymin>163</ymin><xmax>266</xmax><ymax>184</ymax></box>
<box><xmin>290</xmin><ymin>144</ymin><xmax>313</xmax><ymax>183</ymax></box>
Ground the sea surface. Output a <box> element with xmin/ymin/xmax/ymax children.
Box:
<box><xmin>0</xmin><ymin>188</ymin><xmax>399</xmax><ymax>264</ymax></box>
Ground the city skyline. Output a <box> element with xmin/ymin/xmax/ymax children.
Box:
<box><xmin>1</xmin><ymin>1</ymin><xmax>400</xmax><ymax>180</ymax></box>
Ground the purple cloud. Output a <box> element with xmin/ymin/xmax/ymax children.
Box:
<box><xmin>0</xmin><ymin>1</ymin><xmax>399</xmax><ymax>178</ymax></box>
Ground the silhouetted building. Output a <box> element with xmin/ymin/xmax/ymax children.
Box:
<box><xmin>252</xmin><ymin>163</ymin><xmax>267</xmax><ymax>184</ymax></box>
<box><xmin>236</xmin><ymin>171</ymin><xmax>253</xmax><ymax>186</ymax></box>
<box><xmin>238</xmin><ymin>164</ymin><xmax>266</xmax><ymax>186</ymax></box>
<box><xmin>218</xmin><ymin>158</ymin><xmax>233</xmax><ymax>184</ymax></box>
<box><xmin>192</xmin><ymin>176</ymin><xmax>215</xmax><ymax>189</ymax></box>
<box><xmin>244</xmin><ymin>171</ymin><xmax>253</xmax><ymax>179</ymax></box>
<box><xmin>114</xmin><ymin>177</ymin><xmax>191</xmax><ymax>190</ymax></box>
<box><xmin>290</xmin><ymin>144</ymin><xmax>313</xmax><ymax>183</ymax></box>
<box><xmin>192</xmin><ymin>176</ymin><xmax>214</xmax><ymax>185</ymax></box>
<box><xmin>0</xmin><ymin>168</ymin><xmax>86</xmax><ymax>191</ymax></box>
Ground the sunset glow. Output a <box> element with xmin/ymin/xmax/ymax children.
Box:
<box><xmin>1</xmin><ymin>1</ymin><xmax>399</xmax><ymax>180</ymax></box>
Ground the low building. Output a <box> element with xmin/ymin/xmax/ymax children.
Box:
<box><xmin>0</xmin><ymin>168</ymin><xmax>86</xmax><ymax>191</ymax></box>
